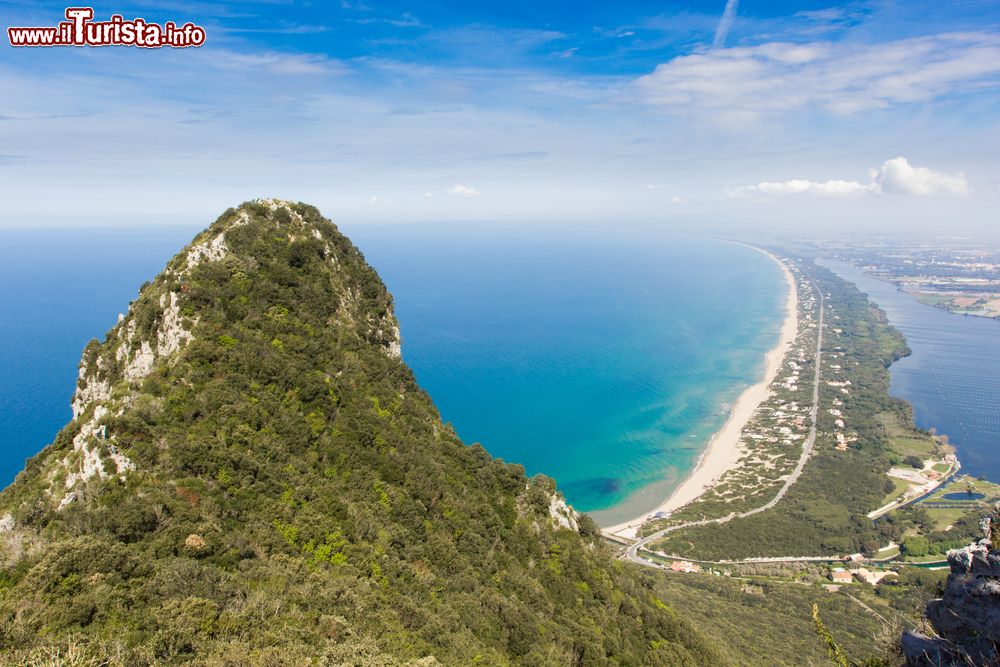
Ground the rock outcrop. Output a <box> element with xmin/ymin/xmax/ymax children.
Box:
<box><xmin>903</xmin><ymin>509</ymin><xmax>1000</xmax><ymax>666</ymax></box>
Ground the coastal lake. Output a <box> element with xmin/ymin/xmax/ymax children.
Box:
<box><xmin>0</xmin><ymin>225</ymin><xmax>786</xmax><ymax>525</ymax></box>
<box><xmin>822</xmin><ymin>259</ymin><xmax>1000</xmax><ymax>482</ymax></box>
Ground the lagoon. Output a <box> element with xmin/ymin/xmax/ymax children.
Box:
<box><xmin>822</xmin><ymin>259</ymin><xmax>1000</xmax><ymax>482</ymax></box>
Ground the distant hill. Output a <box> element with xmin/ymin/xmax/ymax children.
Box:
<box><xmin>0</xmin><ymin>200</ymin><xmax>724</xmax><ymax>666</ymax></box>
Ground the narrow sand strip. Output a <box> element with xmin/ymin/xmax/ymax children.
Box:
<box><xmin>602</xmin><ymin>248</ymin><xmax>798</xmax><ymax>539</ymax></box>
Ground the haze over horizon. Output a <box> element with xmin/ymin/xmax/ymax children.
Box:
<box><xmin>1</xmin><ymin>0</ymin><xmax>998</xmax><ymax>233</ymax></box>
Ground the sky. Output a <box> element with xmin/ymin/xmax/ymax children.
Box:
<box><xmin>1</xmin><ymin>0</ymin><xmax>999</xmax><ymax>233</ymax></box>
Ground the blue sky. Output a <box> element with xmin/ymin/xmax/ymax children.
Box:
<box><xmin>1</xmin><ymin>0</ymin><xmax>999</xmax><ymax>231</ymax></box>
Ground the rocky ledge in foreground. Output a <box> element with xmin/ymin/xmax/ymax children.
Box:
<box><xmin>903</xmin><ymin>508</ymin><xmax>1000</xmax><ymax>666</ymax></box>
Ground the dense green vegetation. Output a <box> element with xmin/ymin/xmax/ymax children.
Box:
<box><xmin>652</xmin><ymin>571</ymin><xmax>906</xmax><ymax>666</ymax></box>
<box><xmin>0</xmin><ymin>202</ymin><xmax>725</xmax><ymax>666</ymax></box>
<box><xmin>892</xmin><ymin>502</ymin><xmax>988</xmax><ymax>560</ymax></box>
<box><xmin>642</xmin><ymin>554</ymin><xmax>955</xmax><ymax>666</ymax></box>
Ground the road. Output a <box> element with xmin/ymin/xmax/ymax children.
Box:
<box><xmin>866</xmin><ymin>465</ymin><xmax>961</xmax><ymax>520</ymax></box>
<box><xmin>624</xmin><ymin>267</ymin><xmax>824</xmax><ymax>567</ymax></box>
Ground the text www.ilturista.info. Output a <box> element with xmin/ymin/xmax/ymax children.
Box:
<box><xmin>8</xmin><ymin>7</ymin><xmax>206</xmax><ymax>48</ymax></box>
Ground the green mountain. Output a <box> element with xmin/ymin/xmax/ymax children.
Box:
<box><xmin>0</xmin><ymin>201</ymin><xmax>724</xmax><ymax>666</ymax></box>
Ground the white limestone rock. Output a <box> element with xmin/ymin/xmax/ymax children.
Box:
<box><xmin>57</xmin><ymin>492</ymin><xmax>77</xmax><ymax>510</ymax></box>
<box><xmin>157</xmin><ymin>291</ymin><xmax>194</xmax><ymax>357</ymax></box>
<box><xmin>185</xmin><ymin>232</ymin><xmax>229</xmax><ymax>268</ymax></box>
<box><xmin>549</xmin><ymin>495</ymin><xmax>580</xmax><ymax>532</ymax></box>
<box><xmin>71</xmin><ymin>355</ymin><xmax>111</xmax><ymax>420</ymax></box>
<box><xmin>386</xmin><ymin>325</ymin><xmax>402</xmax><ymax>359</ymax></box>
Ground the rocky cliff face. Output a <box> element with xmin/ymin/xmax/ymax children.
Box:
<box><xmin>903</xmin><ymin>510</ymin><xmax>1000</xmax><ymax>666</ymax></box>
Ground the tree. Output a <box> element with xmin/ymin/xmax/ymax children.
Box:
<box><xmin>902</xmin><ymin>536</ymin><xmax>929</xmax><ymax>558</ymax></box>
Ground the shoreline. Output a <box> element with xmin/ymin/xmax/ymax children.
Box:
<box><xmin>602</xmin><ymin>248</ymin><xmax>798</xmax><ymax>539</ymax></box>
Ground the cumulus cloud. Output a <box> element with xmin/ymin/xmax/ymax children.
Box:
<box><xmin>731</xmin><ymin>158</ymin><xmax>969</xmax><ymax>198</ymax></box>
<box><xmin>872</xmin><ymin>157</ymin><xmax>969</xmax><ymax>195</ymax></box>
<box><xmin>447</xmin><ymin>184</ymin><xmax>480</xmax><ymax>197</ymax></box>
<box><xmin>635</xmin><ymin>32</ymin><xmax>1000</xmax><ymax>118</ymax></box>
<box><xmin>730</xmin><ymin>179</ymin><xmax>873</xmax><ymax>198</ymax></box>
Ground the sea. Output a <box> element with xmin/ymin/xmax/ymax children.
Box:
<box><xmin>0</xmin><ymin>224</ymin><xmax>787</xmax><ymax>525</ymax></box>
<box><xmin>822</xmin><ymin>259</ymin><xmax>1000</xmax><ymax>483</ymax></box>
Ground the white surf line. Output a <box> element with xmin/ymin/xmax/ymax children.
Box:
<box><xmin>624</xmin><ymin>264</ymin><xmax>824</xmax><ymax>567</ymax></box>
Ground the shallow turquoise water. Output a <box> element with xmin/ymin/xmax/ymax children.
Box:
<box><xmin>0</xmin><ymin>225</ymin><xmax>786</xmax><ymax>523</ymax></box>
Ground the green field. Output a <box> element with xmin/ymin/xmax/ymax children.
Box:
<box><xmin>923</xmin><ymin>507</ymin><xmax>969</xmax><ymax>532</ymax></box>
<box><xmin>876</xmin><ymin>544</ymin><xmax>901</xmax><ymax>560</ymax></box>
<box><xmin>911</xmin><ymin>292</ymin><xmax>951</xmax><ymax>307</ymax></box>
<box><xmin>878</xmin><ymin>412</ymin><xmax>937</xmax><ymax>461</ymax></box>
<box><xmin>881</xmin><ymin>478</ymin><xmax>913</xmax><ymax>506</ymax></box>
<box><xmin>901</xmin><ymin>554</ymin><xmax>948</xmax><ymax>564</ymax></box>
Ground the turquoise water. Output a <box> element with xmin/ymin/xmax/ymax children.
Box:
<box><xmin>0</xmin><ymin>225</ymin><xmax>786</xmax><ymax>524</ymax></box>
<box><xmin>349</xmin><ymin>226</ymin><xmax>786</xmax><ymax>523</ymax></box>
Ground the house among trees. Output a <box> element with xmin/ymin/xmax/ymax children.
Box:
<box><xmin>669</xmin><ymin>560</ymin><xmax>702</xmax><ymax>573</ymax></box>
<box><xmin>830</xmin><ymin>568</ymin><xmax>853</xmax><ymax>584</ymax></box>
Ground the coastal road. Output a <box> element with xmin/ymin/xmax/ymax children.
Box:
<box><xmin>624</xmin><ymin>266</ymin><xmax>824</xmax><ymax>567</ymax></box>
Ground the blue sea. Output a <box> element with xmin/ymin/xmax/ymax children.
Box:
<box><xmin>0</xmin><ymin>224</ymin><xmax>786</xmax><ymax>524</ymax></box>
<box><xmin>822</xmin><ymin>260</ymin><xmax>1000</xmax><ymax>483</ymax></box>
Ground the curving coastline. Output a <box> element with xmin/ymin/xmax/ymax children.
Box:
<box><xmin>602</xmin><ymin>247</ymin><xmax>798</xmax><ymax>539</ymax></box>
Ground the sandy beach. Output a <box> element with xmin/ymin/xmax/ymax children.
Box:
<box><xmin>602</xmin><ymin>249</ymin><xmax>798</xmax><ymax>539</ymax></box>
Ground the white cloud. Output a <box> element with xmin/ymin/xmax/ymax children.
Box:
<box><xmin>447</xmin><ymin>184</ymin><xmax>480</xmax><ymax>197</ymax></box>
<box><xmin>872</xmin><ymin>157</ymin><xmax>969</xmax><ymax>195</ymax></box>
<box><xmin>354</xmin><ymin>12</ymin><xmax>423</xmax><ymax>28</ymax></box>
<box><xmin>205</xmin><ymin>50</ymin><xmax>345</xmax><ymax>76</ymax></box>
<box><xmin>713</xmin><ymin>0</ymin><xmax>740</xmax><ymax>48</ymax></box>
<box><xmin>635</xmin><ymin>32</ymin><xmax>1000</xmax><ymax>119</ymax></box>
<box><xmin>730</xmin><ymin>179</ymin><xmax>873</xmax><ymax>198</ymax></box>
<box><xmin>731</xmin><ymin>157</ymin><xmax>969</xmax><ymax>198</ymax></box>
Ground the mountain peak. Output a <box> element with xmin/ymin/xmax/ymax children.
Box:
<box><xmin>0</xmin><ymin>203</ymin><xmax>721</xmax><ymax>666</ymax></box>
<box><xmin>48</xmin><ymin>201</ymin><xmax>402</xmax><ymax>512</ymax></box>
